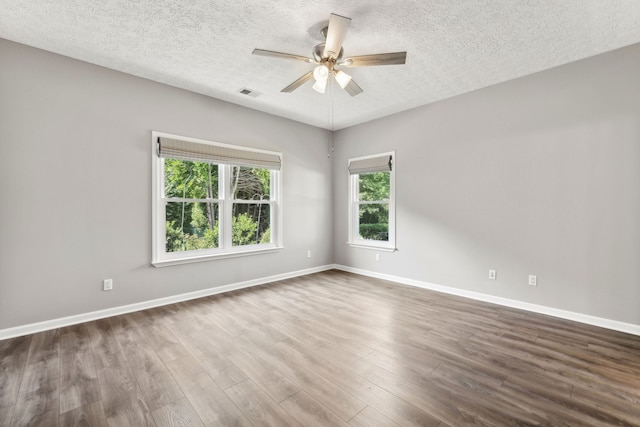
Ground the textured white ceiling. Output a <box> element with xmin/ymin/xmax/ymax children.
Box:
<box><xmin>1</xmin><ymin>1</ymin><xmax>640</xmax><ymax>130</ymax></box>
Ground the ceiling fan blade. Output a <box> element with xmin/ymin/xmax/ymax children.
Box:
<box><xmin>342</xmin><ymin>52</ymin><xmax>407</xmax><ymax>67</ymax></box>
<box><xmin>343</xmin><ymin>79</ymin><xmax>363</xmax><ymax>97</ymax></box>
<box><xmin>281</xmin><ymin>71</ymin><xmax>314</xmax><ymax>93</ymax></box>
<box><xmin>323</xmin><ymin>13</ymin><xmax>351</xmax><ymax>59</ymax></box>
<box><xmin>252</xmin><ymin>49</ymin><xmax>314</xmax><ymax>63</ymax></box>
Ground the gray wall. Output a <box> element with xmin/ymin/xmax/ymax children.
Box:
<box><xmin>2</xmin><ymin>36</ymin><xmax>639</xmax><ymax>331</ymax></box>
<box><xmin>333</xmin><ymin>43</ymin><xmax>640</xmax><ymax>324</ymax></box>
<box><xmin>0</xmin><ymin>39</ymin><xmax>333</xmax><ymax>329</ymax></box>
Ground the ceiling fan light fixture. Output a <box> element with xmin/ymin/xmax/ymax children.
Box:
<box><xmin>334</xmin><ymin>69</ymin><xmax>352</xmax><ymax>89</ymax></box>
<box><xmin>312</xmin><ymin>78</ymin><xmax>327</xmax><ymax>93</ymax></box>
<box><xmin>313</xmin><ymin>64</ymin><xmax>329</xmax><ymax>82</ymax></box>
<box><xmin>252</xmin><ymin>13</ymin><xmax>407</xmax><ymax>97</ymax></box>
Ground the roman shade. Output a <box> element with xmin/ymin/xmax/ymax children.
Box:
<box><xmin>158</xmin><ymin>137</ymin><xmax>282</xmax><ymax>170</ymax></box>
<box><xmin>348</xmin><ymin>155</ymin><xmax>393</xmax><ymax>175</ymax></box>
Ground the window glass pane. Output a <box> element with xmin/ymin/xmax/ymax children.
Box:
<box><xmin>231</xmin><ymin>203</ymin><xmax>271</xmax><ymax>246</ymax></box>
<box><xmin>358</xmin><ymin>203</ymin><xmax>389</xmax><ymax>241</ymax></box>
<box><xmin>359</xmin><ymin>172</ymin><xmax>390</xmax><ymax>201</ymax></box>
<box><xmin>232</xmin><ymin>166</ymin><xmax>271</xmax><ymax>201</ymax></box>
<box><xmin>166</xmin><ymin>202</ymin><xmax>218</xmax><ymax>251</ymax></box>
<box><xmin>165</xmin><ymin>159</ymin><xmax>218</xmax><ymax>199</ymax></box>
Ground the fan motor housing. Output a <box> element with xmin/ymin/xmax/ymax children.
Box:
<box><xmin>312</xmin><ymin>43</ymin><xmax>344</xmax><ymax>63</ymax></box>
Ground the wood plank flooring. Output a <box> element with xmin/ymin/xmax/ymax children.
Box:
<box><xmin>1</xmin><ymin>270</ymin><xmax>640</xmax><ymax>426</ymax></box>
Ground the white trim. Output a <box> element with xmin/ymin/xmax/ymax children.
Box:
<box><xmin>0</xmin><ymin>265</ymin><xmax>333</xmax><ymax>340</ymax></box>
<box><xmin>151</xmin><ymin>246</ymin><xmax>284</xmax><ymax>267</ymax></box>
<box><xmin>333</xmin><ymin>264</ymin><xmax>640</xmax><ymax>337</ymax></box>
<box><xmin>346</xmin><ymin>243</ymin><xmax>396</xmax><ymax>252</ymax></box>
<box><xmin>151</xmin><ymin>131</ymin><xmax>283</xmax><ymax>265</ymax></box>
<box><xmin>347</xmin><ymin>151</ymin><xmax>396</xmax><ymax>250</ymax></box>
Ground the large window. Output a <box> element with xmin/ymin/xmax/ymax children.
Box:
<box><xmin>152</xmin><ymin>132</ymin><xmax>282</xmax><ymax>266</ymax></box>
<box><xmin>348</xmin><ymin>152</ymin><xmax>396</xmax><ymax>251</ymax></box>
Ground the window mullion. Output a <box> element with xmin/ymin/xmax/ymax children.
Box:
<box><xmin>358</xmin><ymin>200</ymin><xmax>389</xmax><ymax>205</ymax></box>
<box><xmin>166</xmin><ymin>197</ymin><xmax>221</xmax><ymax>203</ymax></box>
<box><xmin>221</xmin><ymin>165</ymin><xmax>233</xmax><ymax>249</ymax></box>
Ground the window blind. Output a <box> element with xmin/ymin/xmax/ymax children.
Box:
<box><xmin>158</xmin><ymin>137</ymin><xmax>281</xmax><ymax>170</ymax></box>
<box><xmin>348</xmin><ymin>155</ymin><xmax>392</xmax><ymax>175</ymax></box>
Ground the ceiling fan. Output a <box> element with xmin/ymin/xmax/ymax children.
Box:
<box><xmin>252</xmin><ymin>13</ymin><xmax>407</xmax><ymax>96</ymax></box>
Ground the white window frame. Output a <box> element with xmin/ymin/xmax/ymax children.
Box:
<box><xmin>347</xmin><ymin>151</ymin><xmax>396</xmax><ymax>251</ymax></box>
<box><xmin>152</xmin><ymin>131</ymin><xmax>283</xmax><ymax>267</ymax></box>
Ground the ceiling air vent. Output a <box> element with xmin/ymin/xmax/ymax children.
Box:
<box><xmin>237</xmin><ymin>88</ymin><xmax>262</xmax><ymax>98</ymax></box>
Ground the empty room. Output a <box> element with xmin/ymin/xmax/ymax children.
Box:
<box><xmin>1</xmin><ymin>1</ymin><xmax>640</xmax><ymax>426</ymax></box>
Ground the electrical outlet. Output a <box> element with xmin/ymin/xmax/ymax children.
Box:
<box><xmin>489</xmin><ymin>269</ymin><xmax>496</xmax><ymax>280</ymax></box>
<box><xmin>306</xmin><ymin>250</ymin><xmax>311</xmax><ymax>259</ymax></box>
<box><xmin>103</xmin><ymin>279</ymin><xmax>113</xmax><ymax>291</ymax></box>
<box><xmin>375</xmin><ymin>253</ymin><xmax>380</xmax><ymax>262</ymax></box>
<box><xmin>528</xmin><ymin>275</ymin><xmax>537</xmax><ymax>286</ymax></box>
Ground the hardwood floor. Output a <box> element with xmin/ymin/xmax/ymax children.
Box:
<box><xmin>1</xmin><ymin>270</ymin><xmax>639</xmax><ymax>426</ymax></box>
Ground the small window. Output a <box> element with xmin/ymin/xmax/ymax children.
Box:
<box><xmin>348</xmin><ymin>152</ymin><xmax>396</xmax><ymax>251</ymax></box>
<box><xmin>152</xmin><ymin>132</ymin><xmax>282</xmax><ymax>266</ymax></box>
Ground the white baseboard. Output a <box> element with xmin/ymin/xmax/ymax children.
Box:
<box><xmin>334</xmin><ymin>264</ymin><xmax>640</xmax><ymax>336</ymax></box>
<box><xmin>0</xmin><ymin>265</ymin><xmax>334</xmax><ymax>340</ymax></box>
<box><xmin>4</xmin><ymin>264</ymin><xmax>638</xmax><ymax>340</ymax></box>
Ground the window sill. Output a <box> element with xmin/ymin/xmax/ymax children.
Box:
<box><xmin>347</xmin><ymin>242</ymin><xmax>397</xmax><ymax>252</ymax></box>
<box><xmin>152</xmin><ymin>246</ymin><xmax>283</xmax><ymax>267</ymax></box>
